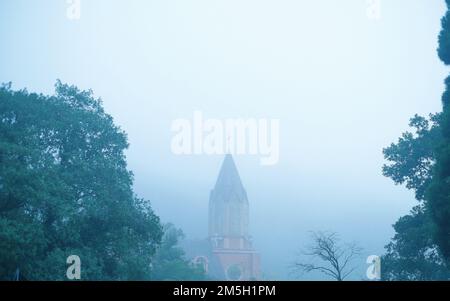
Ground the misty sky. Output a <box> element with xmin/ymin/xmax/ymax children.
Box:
<box><xmin>0</xmin><ymin>0</ymin><xmax>448</xmax><ymax>279</ymax></box>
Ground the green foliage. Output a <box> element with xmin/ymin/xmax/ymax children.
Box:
<box><xmin>427</xmin><ymin>1</ymin><xmax>450</xmax><ymax>263</ymax></box>
<box><xmin>438</xmin><ymin>1</ymin><xmax>450</xmax><ymax>65</ymax></box>
<box><xmin>382</xmin><ymin>206</ymin><xmax>450</xmax><ymax>280</ymax></box>
<box><xmin>0</xmin><ymin>81</ymin><xmax>163</xmax><ymax>280</ymax></box>
<box><xmin>150</xmin><ymin>223</ymin><xmax>207</xmax><ymax>280</ymax></box>
<box><xmin>383</xmin><ymin>114</ymin><xmax>441</xmax><ymax>201</ymax></box>
<box><xmin>382</xmin><ymin>114</ymin><xmax>450</xmax><ymax>280</ymax></box>
<box><xmin>382</xmin><ymin>1</ymin><xmax>450</xmax><ymax>272</ymax></box>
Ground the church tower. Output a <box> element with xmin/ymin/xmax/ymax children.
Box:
<box><xmin>208</xmin><ymin>154</ymin><xmax>260</xmax><ymax>280</ymax></box>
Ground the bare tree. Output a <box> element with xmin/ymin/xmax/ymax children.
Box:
<box><xmin>293</xmin><ymin>231</ymin><xmax>362</xmax><ymax>281</ymax></box>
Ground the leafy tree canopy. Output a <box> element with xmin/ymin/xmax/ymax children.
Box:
<box><xmin>427</xmin><ymin>0</ymin><xmax>450</xmax><ymax>263</ymax></box>
<box><xmin>150</xmin><ymin>223</ymin><xmax>207</xmax><ymax>281</ymax></box>
<box><xmin>382</xmin><ymin>114</ymin><xmax>450</xmax><ymax>280</ymax></box>
<box><xmin>0</xmin><ymin>81</ymin><xmax>163</xmax><ymax>280</ymax></box>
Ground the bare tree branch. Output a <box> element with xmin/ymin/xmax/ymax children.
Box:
<box><xmin>292</xmin><ymin>231</ymin><xmax>362</xmax><ymax>281</ymax></box>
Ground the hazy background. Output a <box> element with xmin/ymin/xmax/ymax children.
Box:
<box><xmin>0</xmin><ymin>0</ymin><xmax>448</xmax><ymax>279</ymax></box>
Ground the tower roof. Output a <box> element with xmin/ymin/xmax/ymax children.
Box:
<box><xmin>212</xmin><ymin>154</ymin><xmax>247</xmax><ymax>201</ymax></box>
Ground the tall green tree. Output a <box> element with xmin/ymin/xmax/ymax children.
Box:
<box><xmin>0</xmin><ymin>81</ymin><xmax>162</xmax><ymax>280</ymax></box>
<box><xmin>382</xmin><ymin>114</ymin><xmax>450</xmax><ymax>280</ymax></box>
<box><xmin>427</xmin><ymin>0</ymin><xmax>450</xmax><ymax>263</ymax></box>
<box><xmin>150</xmin><ymin>223</ymin><xmax>207</xmax><ymax>280</ymax></box>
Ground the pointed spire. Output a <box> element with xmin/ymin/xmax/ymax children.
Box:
<box><xmin>212</xmin><ymin>154</ymin><xmax>247</xmax><ymax>202</ymax></box>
